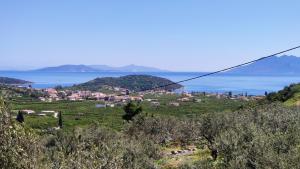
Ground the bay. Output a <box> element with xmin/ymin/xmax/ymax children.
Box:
<box><xmin>0</xmin><ymin>71</ymin><xmax>300</xmax><ymax>95</ymax></box>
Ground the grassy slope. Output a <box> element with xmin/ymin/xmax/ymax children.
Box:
<box><xmin>266</xmin><ymin>83</ymin><xmax>300</xmax><ymax>106</ymax></box>
<box><xmin>285</xmin><ymin>93</ymin><xmax>300</xmax><ymax>106</ymax></box>
<box><xmin>284</xmin><ymin>85</ymin><xmax>300</xmax><ymax>106</ymax></box>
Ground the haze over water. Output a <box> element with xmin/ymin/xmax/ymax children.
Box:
<box><xmin>1</xmin><ymin>71</ymin><xmax>300</xmax><ymax>95</ymax></box>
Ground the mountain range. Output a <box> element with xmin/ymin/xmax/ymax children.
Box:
<box><xmin>20</xmin><ymin>55</ymin><xmax>300</xmax><ymax>75</ymax></box>
<box><xmin>227</xmin><ymin>55</ymin><xmax>300</xmax><ymax>75</ymax></box>
<box><xmin>34</xmin><ymin>64</ymin><xmax>168</xmax><ymax>72</ymax></box>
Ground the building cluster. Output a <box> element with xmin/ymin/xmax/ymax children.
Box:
<box><xmin>25</xmin><ymin>86</ymin><xmax>265</xmax><ymax>106</ymax></box>
<box><xmin>205</xmin><ymin>92</ymin><xmax>265</xmax><ymax>101</ymax></box>
<box><xmin>38</xmin><ymin>88</ymin><xmax>144</xmax><ymax>103</ymax></box>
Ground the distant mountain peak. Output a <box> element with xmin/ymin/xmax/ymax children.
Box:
<box><xmin>228</xmin><ymin>55</ymin><xmax>300</xmax><ymax>75</ymax></box>
<box><xmin>35</xmin><ymin>65</ymin><xmax>98</xmax><ymax>72</ymax></box>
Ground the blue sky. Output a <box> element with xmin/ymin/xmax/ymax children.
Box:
<box><xmin>1</xmin><ymin>0</ymin><xmax>300</xmax><ymax>71</ymax></box>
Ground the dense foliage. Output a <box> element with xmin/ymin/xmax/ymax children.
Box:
<box><xmin>43</xmin><ymin>126</ymin><xmax>160</xmax><ymax>169</ymax></box>
<box><xmin>0</xmin><ymin>84</ymin><xmax>43</xmax><ymax>100</ymax></box>
<box><xmin>70</xmin><ymin>75</ymin><xmax>183</xmax><ymax>91</ymax></box>
<box><xmin>123</xmin><ymin>102</ymin><xmax>143</xmax><ymax>121</ymax></box>
<box><xmin>266</xmin><ymin>83</ymin><xmax>300</xmax><ymax>105</ymax></box>
<box><xmin>201</xmin><ymin>104</ymin><xmax>300</xmax><ymax>168</ymax></box>
<box><xmin>0</xmin><ymin>99</ymin><xmax>43</xmax><ymax>169</ymax></box>
<box><xmin>2</xmin><ymin>95</ymin><xmax>300</xmax><ymax>168</ymax></box>
<box><xmin>126</xmin><ymin>104</ymin><xmax>300</xmax><ymax>168</ymax></box>
<box><xmin>0</xmin><ymin>98</ymin><xmax>160</xmax><ymax>169</ymax></box>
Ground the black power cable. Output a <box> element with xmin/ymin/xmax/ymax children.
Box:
<box><xmin>139</xmin><ymin>45</ymin><xmax>300</xmax><ymax>92</ymax></box>
<box><xmin>110</xmin><ymin>45</ymin><xmax>300</xmax><ymax>103</ymax></box>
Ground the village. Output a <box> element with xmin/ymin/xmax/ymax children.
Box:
<box><xmin>36</xmin><ymin>86</ymin><xmax>264</xmax><ymax>104</ymax></box>
<box><xmin>11</xmin><ymin>84</ymin><xmax>266</xmax><ymax>122</ymax></box>
<box><xmin>13</xmin><ymin>83</ymin><xmax>266</xmax><ymax>105</ymax></box>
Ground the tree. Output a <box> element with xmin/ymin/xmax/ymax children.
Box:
<box><xmin>265</xmin><ymin>91</ymin><xmax>268</xmax><ymax>96</ymax></box>
<box><xmin>198</xmin><ymin>112</ymin><xmax>229</xmax><ymax>161</ymax></box>
<box><xmin>228</xmin><ymin>91</ymin><xmax>233</xmax><ymax>98</ymax></box>
<box><xmin>123</xmin><ymin>102</ymin><xmax>143</xmax><ymax>121</ymax></box>
<box><xmin>16</xmin><ymin>111</ymin><xmax>24</xmax><ymax>123</ymax></box>
<box><xmin>58</xmin><ymin>111</ymin><xmax>63</xmax><ymax>128</ymax></box>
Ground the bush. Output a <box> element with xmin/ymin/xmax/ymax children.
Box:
<box><xmin>3</xmin><ymin>94</ymin><xmax>300</xmax><ymax>169</ymax></box>
<box><xmin>0</xmin><ymin>98</ymin><xmax>45</xmax><ymax>169</ymax></box>
<box><xmin>124</xmin><ymin>115</ymin><xmax>200</xmax><ymax>145</ymax></box>
<box><xmin>43</xmin><ymin>125</ymin><xmax>160</xmax><ymax>169</ymax></box>
<box><xmin>181</xmin><ymin>104</ymin><xmax>300</xmax><ymax>168</ymax></box>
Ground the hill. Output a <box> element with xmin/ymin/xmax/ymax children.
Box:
<box><xmin>227</xmin><ymin>55</ymin><xmax>300</xmax><ymax>75</ymax></box>
<box><xmin>266</xmin><ymin>83</ymin><xmax>300</xmax><ymax>106</ymax></box>
<box><xmin>34</xmin><ymin>64</ymin><xmax>167</xmax><ymax>72</ymax></box>
<box><xmin>70</xmin><ymin>75</ymin><xmax>182</xmax><ymax>91</ymax></box>
<box><xmin>0</xmin><ymin>77</ymin><xmax>31</xmax><ymax>85</ymax></box>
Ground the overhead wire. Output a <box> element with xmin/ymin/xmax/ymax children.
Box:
<box><xmin>110</xmin><ymin>45</ymin><xmax>300</xmax><ymax>104</ymax></box>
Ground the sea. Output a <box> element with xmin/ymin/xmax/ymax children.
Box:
<box><xmin>1</xmin><ymin>71</ymin><xmax>300</xmax><ymax>96</ymax></box>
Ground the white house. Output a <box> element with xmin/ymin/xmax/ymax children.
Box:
<box><xmin>20</xmin><ymin>110</ymin><xmax>35</xmax><ymax>114</ymax></box>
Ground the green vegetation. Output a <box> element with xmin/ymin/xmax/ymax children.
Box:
<box><xmin>16</xmin><ymin>111</ymin><xmax>24</xmax><ymax>123</ymax></box>
<box><xmin>0</xmin><ymin>100</ymin><xmax>161</xmax><ymax>169</ymax></box>
<box><xmin>2</xmin><ymin>83</ymin><xmax>300</xmax><ymax>168</ymax></box>
<box><xmin>0</xmin><ymin>99</ymin><xmax>42</xmax><ymax>169</ymax></box>
<box><xmin>10</xmin><ymin>100</ymin><xmax>125</xmax><ymax>131</ymax></box>
<box><xmin>70</xmin><ymin>75</ymin><xmax>183</xmax><ymax>91</ymax></box>
<box><xmin>125</xmin><ymin>103</ymin><xmax>300</xmax><ymax>168</ymax></box>
<box><xmin>3</xmin><ymin>97</ymin><xmax>300</xmax><ymax>169</ymax></box>
<box><xmin>123</xmin><ymin>101</ymin><xmax>143</xmax><ymax>121</ymax></box>
<box><xmin>58</xmin><ymin>111</ymin><xmax>63</xmax><ymax>128</ymax></box>
<box><xmin>266</xmin><ymin>83</ymin><xmax>300</xmax><ymax>106</ymax></box>
<box><xmin>0</xmin><ymin>84</ymin><xmax>42</xmax><ymax>100</ymax></box>
<box><xmin>9</xmin><ymin>94</ymin><xmax>245</xmax><ymax>131</ymax></box>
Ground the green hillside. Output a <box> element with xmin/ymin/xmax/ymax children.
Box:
<box><xmin>70</xmin><ymin>75</ymin><xmax>183</xmax><ymax>91</ymax></box>
<box><xmin>285</xmin><ymin>85</ymin><xmax>300</xmax><ymax>106</ymax></box>
<box><xmin>266</xmin><ymin>83</ymin><xmax>300</xmax><ymax>106</ymax></box>
<box><xmin>0</xmin><ymin>77</ymin><xmax>31</xmax><ymax>85</ymax></box>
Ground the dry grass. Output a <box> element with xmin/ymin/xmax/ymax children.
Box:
<box><xmin>158</xmin><ymin>145</ymin><xmax>211</xmax><ymax>169</ymax></box>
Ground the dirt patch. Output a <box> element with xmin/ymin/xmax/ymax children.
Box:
<box><xmin>159</xmin><ymin>146</ymin><xmax>211</xmax><ymax>168</ymax></box>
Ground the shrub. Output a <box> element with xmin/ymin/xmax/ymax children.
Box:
<box><xmin>0</xmin><ymin>98</ymin><xmax>45</xmax><ymax>169</ymax></box>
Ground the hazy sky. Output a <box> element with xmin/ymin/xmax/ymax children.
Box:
<box><xmin>1</xmin><ymin>0</ymin><xmax>300</xmax><ymax>71</ymax></box>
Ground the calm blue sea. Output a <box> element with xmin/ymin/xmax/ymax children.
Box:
<box><xmin>1</xmin><ymin>71</ymin><xmax>300</xmax><ymax>95</ymax></box>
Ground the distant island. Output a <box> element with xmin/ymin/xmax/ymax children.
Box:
<box><xmin>33</xmin><ymin>64</ymin><xmax>168</xmax><ymax>73</ymax></box>
<box><xmin>70</xmin><ymin>75</ymin><xmax>182</xmax><ymax>91</ymax></box>
<box><xmin>4</xmin><ymin>55</ymin><xmax>300</xmax><ymax>75</ymax></box>
<box><xmin>0</xmin><ymin>77</ymin><xmax>31</xmax><ymax>85</ymax></box>
<box><xmin>227</xmin><ymin>55</ymin><xmax>300</xmax><ymax>75</ymax></box>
